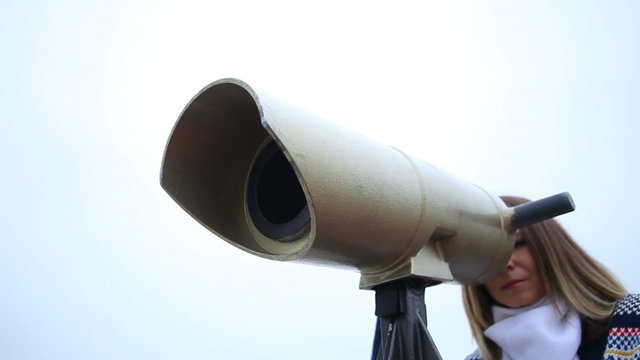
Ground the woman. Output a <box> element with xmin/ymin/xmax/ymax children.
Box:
<box><xmin>463</xmin><ymin>196</ymin><xmax>639</xmax><ymax>360</ymax></box>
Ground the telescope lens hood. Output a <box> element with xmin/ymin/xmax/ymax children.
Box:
<box><xmin>247</xmin><ymin>140</ymin><xmax>310</xmax><ymax>242</ymax></box>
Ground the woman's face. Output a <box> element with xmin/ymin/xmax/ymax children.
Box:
<box><xmin>485</xmin><ymin>230</ymin><xmax>546</xmax><ymax>308</ymax></box>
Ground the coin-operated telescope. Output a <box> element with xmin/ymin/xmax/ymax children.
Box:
<box><xmin>160</xmin><ymin>78</ymin><xmax>574</xmax><ymax>359</ymax></box>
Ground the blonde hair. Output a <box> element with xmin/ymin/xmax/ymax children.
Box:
<box><xmin>462</xmin><ymin>196</ymin><xmax>627</xmax><ymax>360</ymax></box>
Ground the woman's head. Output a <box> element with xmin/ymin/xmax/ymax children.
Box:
<box><xmin>484</xmin><ymin>228</ymin><xmax>546</xmax><ymax>308</ymax></box>
<box><xmin>462</xmin><ymin>195</ymin><xmax>627</xmax><ymax>360</ymax></box>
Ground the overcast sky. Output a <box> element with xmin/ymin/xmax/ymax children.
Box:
<box><xmin>2</xmin><ymin>1</ymin><xmax>639</xmax><ymax>359</ymax></box>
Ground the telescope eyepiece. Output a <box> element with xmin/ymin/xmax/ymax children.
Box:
<box><xmin>247</xmin><ymin>140</ymin><xmax>310</xmax><ymax>242</ymax></box>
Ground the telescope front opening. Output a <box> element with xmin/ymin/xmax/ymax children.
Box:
<box><xmin>247</xmin><ymin>140</ymin><xmax>310</xmax><ymax>242</ymax></box>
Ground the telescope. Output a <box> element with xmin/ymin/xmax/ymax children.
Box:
<box><xmin>160</xmin><ymin>78</ymin><xmax>575</xmax><ymax>359</ymax></box>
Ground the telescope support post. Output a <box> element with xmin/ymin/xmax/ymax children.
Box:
<box><xmin>372</xmin><ymin>278</ymin><xmax>443</xmax><ymax>360</ymax></box>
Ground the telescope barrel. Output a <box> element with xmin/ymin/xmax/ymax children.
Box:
<box><xmin>160</xmin><ymin>78</ymin><xmax>576</xmax><ymax>288</ymax></box>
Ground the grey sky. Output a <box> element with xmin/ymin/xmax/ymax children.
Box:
<box><xmin>1</xmin><ymin>1</ymin><xmax>639</xmax><ymax>359</ymax></box>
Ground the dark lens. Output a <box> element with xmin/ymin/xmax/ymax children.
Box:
<box><xmin>247</xmin><ymin>141</ymin><xmax>310</xmax><ymax>241</ymax></box>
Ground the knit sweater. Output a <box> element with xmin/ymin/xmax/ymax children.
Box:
<box><xmin>465</xmin><ymin>294</ymin><xmax>640</xmax><ymax>360</ymax></box>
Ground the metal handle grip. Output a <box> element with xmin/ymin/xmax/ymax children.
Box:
<box><xmin>511</xmin><ymin>192</ymin><xmax>575</xmax><ymax>228</ymax></box>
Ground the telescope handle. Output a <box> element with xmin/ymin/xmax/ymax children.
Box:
<box><xmin>511</xmin><ymin>192</ymin><xmax>575</xmax><ymax>228</ymax></box>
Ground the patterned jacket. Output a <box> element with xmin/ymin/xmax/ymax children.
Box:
<box><xmin>465</xmin><ymin>294</ymin><xmax>640</xmax><ymax>360</ymax></box>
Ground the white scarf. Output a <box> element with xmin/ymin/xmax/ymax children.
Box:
<box><xmin>484</xmin><ymin>297</ymin><xmax>582</xmax><ymax>360</ymax></box>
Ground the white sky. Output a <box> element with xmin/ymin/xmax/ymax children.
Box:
<box><xmin>1</xmin><ymin>1</ymin><xmax>639</xmax><ymax>359</ymax></box>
